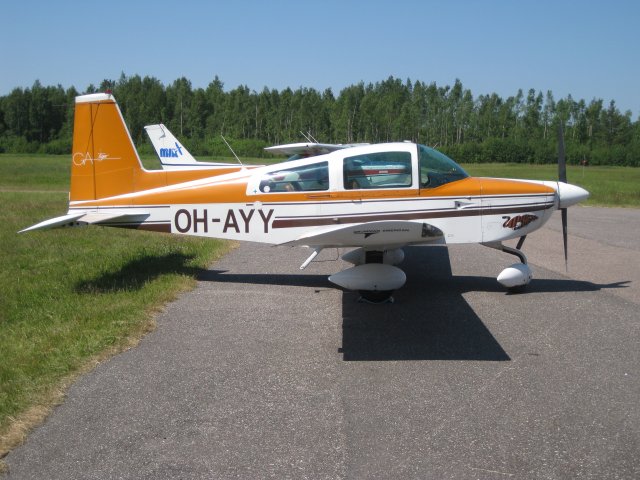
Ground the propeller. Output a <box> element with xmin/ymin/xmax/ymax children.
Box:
<box><xmin>558</xmin><ymin>124</ymin><xmax>568</xmax><ymax>270</ymax></box>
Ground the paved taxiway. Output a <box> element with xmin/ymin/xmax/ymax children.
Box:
<box><xmin>5</xmin><ymin>206</ymin><xmax>640</xmax><ymax>479</ymax></box>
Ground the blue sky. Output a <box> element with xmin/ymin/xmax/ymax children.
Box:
<box><xmin>1</xmin><ymin>0</ymin><xmax>638</xmax><ymax>116</ymax></box>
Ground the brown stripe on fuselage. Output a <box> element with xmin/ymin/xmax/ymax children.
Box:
<box><xmin>271</xmin><ymin>203</ymin><xmax>553</xmax><ymax>229</ymax></box>
<box><xmin>98</xmin><ymin>222</ymin><xmax>172</xmax><ymax>233</ymax></box>
<box><xmin>136</xmin><ymin>223</ymin><xmax>172</xmax><ymax>233</ymax></box>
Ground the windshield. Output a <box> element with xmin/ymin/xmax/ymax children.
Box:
<box><xmin>418</xmin><ymin>145</ymin><xmax>468</xmax><ymax>188</ymax></box>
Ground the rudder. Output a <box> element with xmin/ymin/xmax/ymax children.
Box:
<box><xmin>70</xmin><ymin>93</ymin><xmax>145</xmax><ymax>201</ymax></box>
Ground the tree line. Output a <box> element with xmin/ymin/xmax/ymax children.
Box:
<box><xmin>1</xmin><ymin>74</ymin><xmax>638</xmax><ymax>166</ymax></box>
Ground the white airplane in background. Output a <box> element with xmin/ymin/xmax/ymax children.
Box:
<box><xmin>144</xmin><ymin>124</ymin><xmax>240</xmax><ymax>170</ymax></box>
<box><xmin>146</xmin><ymin>121</ymin><xmax>367</xmax><ymax>169</ymax></box>
<box><xmin>22</xmin><ymin>93</ymin><xmax>589</xmax><ymax>303</ymax></box>
<box><xmin>264</xmin><ymin>138</ymin><xmax>370</xmax><ymax>161</ymax></box>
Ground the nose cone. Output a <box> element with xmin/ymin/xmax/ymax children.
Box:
<box><xmin>558</xmin><ymin>182</ymin><xmax>589</xmax><ymax>208</ymax></box>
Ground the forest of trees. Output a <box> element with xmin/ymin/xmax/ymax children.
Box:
<box><xmin>1</xmin><ymin>74</ymin><xmax>638</xmax><ymax>166</ymax></box>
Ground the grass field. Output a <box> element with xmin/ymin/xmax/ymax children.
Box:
<box><xmin>0</xmin><ymin>155</ymin><xmax>233</xmax><ymax>459</ymax></box>
<box><xmin>1</xmin><ymin>153</ymin><xmax>639</xmax><ymax>461</ymax></box>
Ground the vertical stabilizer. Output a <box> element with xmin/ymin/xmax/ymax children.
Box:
<box><xmin>144</xmin><ymin>123</ymin><xmax>239</xmax><ymax>170</ymax></box>
<box><xmin>144</xmin><ymin>124</ymin><xmax>198</xmax><ymax>166</ymax></box>
<box><xmin>70</xmin><ymin>93</ymin><xmax>144</xmax><ymax>201</ymax></box>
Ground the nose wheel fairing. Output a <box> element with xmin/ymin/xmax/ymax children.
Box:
<box><xmin>484</xmin><ymin>241</ymin><xmax>532</xmax><ymax>292</ymax></box>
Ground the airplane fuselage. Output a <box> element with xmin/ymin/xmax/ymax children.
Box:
<box><xmin>65</xmin><ymin>144</ymin><xmax>558</xmax><ymax>248</ymax></box>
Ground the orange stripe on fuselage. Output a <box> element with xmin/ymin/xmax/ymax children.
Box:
<box><xmin>133</xmin><ymin>168</ymin><xmax>254</xmax><ymax>192</ymax></box>
<box><xmin>70</xmin><ymin>176</ymin><xmax>555</xmax><ymax>209</ymax></box>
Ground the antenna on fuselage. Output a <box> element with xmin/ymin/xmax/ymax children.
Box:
<box><xmin>221</xmin><ymin>135</ymin><xmax>244</xmax><ymax>168</ymax></box>
<box><xmin>300</xmin><ymin>131</ymin><xmax>319</xmax><ymax>143</ymax></box>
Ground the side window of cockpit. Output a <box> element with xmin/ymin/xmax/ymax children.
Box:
<box><xmin>343</xmin><ymin>151</ymin><xmax>412</xmax><ymax>189</ymax></box>
<box><xmin>259</xmin><ymin>161</ymin><xmax>329</xmax><ymax>193</ymax></box>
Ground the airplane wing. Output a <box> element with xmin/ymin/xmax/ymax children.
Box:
<box><xmin>279</xmin><ymin>220</ymin><xmax>444</xmax><ymax>248</ymax></box>
<box><xmin>264</xmin><ymin>142</ymin><xmax>368</xmax><ymax>158</ymax></box>
<box><xmin>19</xmin><ymin>210</ymin><xmax>150</xmax><ymax>233</ymax></box>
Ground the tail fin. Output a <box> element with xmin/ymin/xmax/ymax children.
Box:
<box><xmin>70</xmin><ymin>93</ymin><xmax>145</xmax><ymax>201</ymax></box>
<box><xmin>144</xmin><ymin>123</ymin><xmax>239</xmax><ymax>170</ymax></box>
<box><xmin>20</xmin><ymin>94</ymin><xmax>250</xmax><ymax>233</ymax></box>
<box><xmin>144</xmin><ymin>123</ymin><xmax>198</xmax><ymax>167</ymax></box>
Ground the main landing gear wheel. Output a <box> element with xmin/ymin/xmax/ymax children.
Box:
<box><xmin>329</xmin><ymin>250</ymin><xmax>406</xmax><ymax>303</ymax></box>
<box><xmin>358</xmin><ymin>290</ymin><xmax>395</xmax><ymax>304</ymax></box>
<box><xmin>506</xmin><ymin>284</ymin><xmax>527</xmax><ymax>294</ymax></box>
<box><xmin>358</xmin><ymin>250</ymin><xmax>395</xmax><ymax>303</ymax></box>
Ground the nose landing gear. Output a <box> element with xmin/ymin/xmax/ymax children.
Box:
<box><xmin>484</xmin><ymin>239</ymin><xmax>532</xmax><ymax>292</ymax></box>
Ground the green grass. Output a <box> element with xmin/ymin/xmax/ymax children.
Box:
<box><xmin>0</xmin><ymin>155</ymin><xmax>70</xmax><ymax>191</ymax></box>
<box><xmin>0</xmin><ymin>155</ymin><xmax>233</xmax><ymax>455</ymax></box>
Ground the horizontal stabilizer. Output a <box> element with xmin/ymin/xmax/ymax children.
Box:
<box><xmin>19</xmin><ymin>213</ymin><xmax>86</xmax><ymax>233</ymax></box>
<box><xmin>20</xmin><ymin>210</ymin><xmax>150</xmax><ymax>233</ymax></box>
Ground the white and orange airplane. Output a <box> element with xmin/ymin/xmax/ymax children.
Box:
<box><xmin>21</xmin><ymin>93</ymin><xmax>589</xmax><ymax>302</ymax></box>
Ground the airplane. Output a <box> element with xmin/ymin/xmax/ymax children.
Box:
<box><xmin>21</xmin><ymin>92</ymin><xmax>589</xmax><ymax>303</ymax></box>
<box><xmin>146</xmin><ymin>121</ymin><xmax>367</xmax><ymax>168</ymax></box>
<box><xmin>144</xmin><ymin>123</ymin><xmax>241</xmax><ymax>170</ymax></box>
<box><xmin>264</xmin><ymin>139</ymin><xmax>370</xmax><ymax>161</ymax></box>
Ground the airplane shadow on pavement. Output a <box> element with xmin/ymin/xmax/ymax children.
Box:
<box><xmin>76</xmin><ymin>247</ymin><xmax>629</xmax><ymax>362</ymax></box>
<box><xmin>339</xmin><ymin>246</ymin><xmax>628</xmax><ymax>361</ymax></box>
<box><xmin>340</xmin><ymin>246</ymin><xmax>510</xmax><ymax>362</ymax></box>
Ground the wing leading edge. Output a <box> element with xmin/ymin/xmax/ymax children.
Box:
<box><xmin>279</xmin><ymin>220</ymin><xmax>444</xmax><ymax>248</ymax></box>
